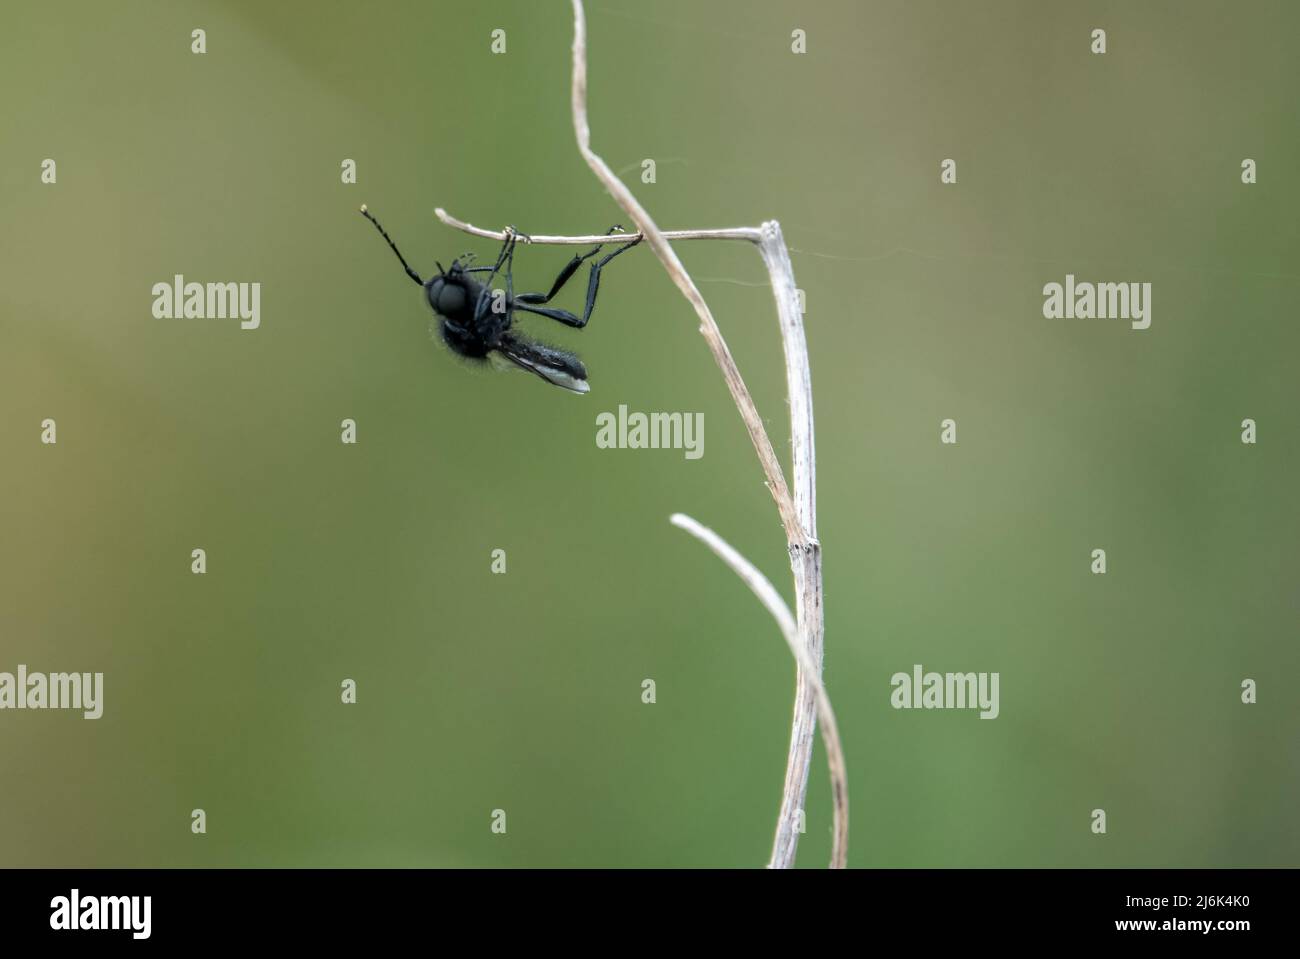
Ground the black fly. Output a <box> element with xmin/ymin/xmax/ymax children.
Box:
<box><xmin>359</xmin><ymin>205</ymin><xmax>640</xmax><ymax>394</ymax></box>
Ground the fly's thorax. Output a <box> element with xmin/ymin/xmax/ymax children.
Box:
<box><xmin>439</xmin><ymin>317</ymin><xmax>490</xmax><ymax>358</ymax></box>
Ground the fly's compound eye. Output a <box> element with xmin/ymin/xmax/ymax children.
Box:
<box><xmin>432</xmin><ymin>280</ymin><xmax>467</xmax><ymax>316</ymax></box>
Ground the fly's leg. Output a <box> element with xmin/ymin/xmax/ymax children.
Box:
<box><xmin>513</xmin><ymin>229</ymin><xmax>642</xmax><ymax>328</ymax></box>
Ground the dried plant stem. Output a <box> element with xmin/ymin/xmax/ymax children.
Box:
<box><xmin>433</xmin><ymin>209</ymin><xmax>760</xmax><ymax>246</ymax></box>
<box><xmin>434</xmin><ymin>0</ymin><xmax>841</xmax><ymax>870</ymax></box>
<box><xmin>570</xmin><ymin>0</ymin><xmax>832</xmax><ymax>869</ymax></box>
<box><xmin>671</xmin><ymin>515</ymin><xmax>845</xmax><ymax>869</ymax></box>
<box><xmin>756</xmin><ymin>224</ymin><xmax>826</xmax><ymax>870</ymax></box>
<box><xmin>567</xmin><ymin>2</ymin><xmax>801</xmax><ymax>545</ymax></box>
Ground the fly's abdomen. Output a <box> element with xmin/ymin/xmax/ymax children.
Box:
<box><xmin>493</xmin><ymin>330</ymin><xmax>589</xmax><ymax>394</ymax></box>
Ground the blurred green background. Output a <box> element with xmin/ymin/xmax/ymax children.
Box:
<box><xmin>1</xmin><ymin>0</ymin><xmax>1296</xmax><ymax>868</ymax></box>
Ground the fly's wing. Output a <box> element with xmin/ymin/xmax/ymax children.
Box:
<box><xmin>491</xmin><ymin>330</ymin><xmax>590</xmax><ymax>394</ymax></box>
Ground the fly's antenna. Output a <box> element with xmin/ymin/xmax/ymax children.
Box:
<box><xmin>359</xmin><ymin>204</ymin><xmax>423</xmax><ymax>286</ymax></box>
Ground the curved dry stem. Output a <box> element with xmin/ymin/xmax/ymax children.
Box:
<box><xmin>670</xmin><ymin>514</ymin><xmax>847</xmax><ymax>869</ymax></box>
<box><xmin>436</xmin><ymin>0</ymin><xmax>836</xmax><ymax>870</ymax></box>
<box><xmin>570</xmin><ymin>0</ymin><xmax>829</xmax><ymax>867</ymax></box>
<box><xmin>571</xmin><ymin>0</ymin><xmax>828</xmax><ymax>870</ymax></box>
<box><xmin>568</xmin><ymin>0</ymin><xmax>801</xmax><ymax>544</ymax></box>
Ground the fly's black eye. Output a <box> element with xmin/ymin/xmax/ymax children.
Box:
<box><xmin>433</xmin><ymin>281</ymin><xmax>467</xmax><ymax>316</ymax></box>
